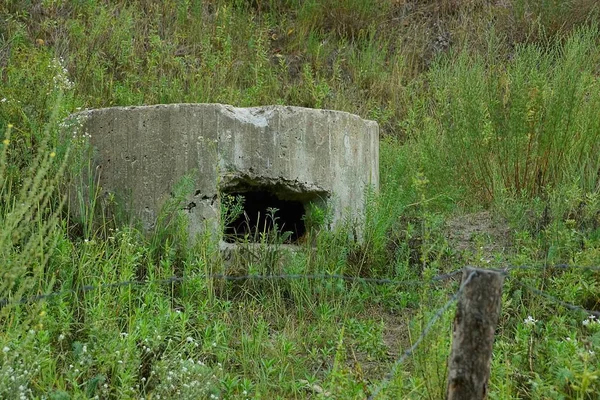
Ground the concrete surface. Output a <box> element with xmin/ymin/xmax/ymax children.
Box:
<box><xmin>66</xmin><ymin>104</ymin><xmax>379</xmax><ymax>243</ymax></box>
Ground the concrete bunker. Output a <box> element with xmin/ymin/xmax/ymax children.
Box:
<box><xmin>66</xmin><ymin>104</ymin><xmax>379</xmax><ymax>244</ymax></box>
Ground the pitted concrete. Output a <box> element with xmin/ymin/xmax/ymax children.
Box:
<box><xmin>67</xmin><ymin>104</ymin><xmax>379</xmax><ymax>242</ymax></box>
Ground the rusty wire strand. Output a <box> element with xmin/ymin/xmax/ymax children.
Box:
<box><xmin>517</xmin><ymin>282</ymin><xmax>600</xmax><ymax>318</ymax></box>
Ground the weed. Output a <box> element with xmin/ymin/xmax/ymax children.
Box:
<box><xmin>1</xmin><ymin>1</ymin><xmax>600</xmax><ymax>398</ymax></box>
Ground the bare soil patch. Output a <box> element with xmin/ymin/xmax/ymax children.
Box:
<box><xmin>445</xmin><ymin>211</ymin><xmax>513</xmax><ymax>265</ymax></box>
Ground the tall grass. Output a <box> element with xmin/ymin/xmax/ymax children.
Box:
<box><xmin>1</xmin><ymin>1</ymin><xmax>599</xmax><ymax>398</ymax></box>
<box><xmin>0</xmin><ymin>102</ymin><xmax>70</xmax><ymax>314</ymax></box>
<box><xmin>412</xmin><ymin>25</ymin><xmax>600</xmax><ymax>204</ymax></box>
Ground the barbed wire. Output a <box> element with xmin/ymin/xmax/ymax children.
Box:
<box><xmin>2</xmin><ymin>264</ymin><xmax>598</xmax><ymax>309</ymax></box>
<box><xmin>1</xmin><ymin>263</ymin><xmax>598</xmax><ymax>398</ymax></box>
<box><xmin>518</xmin><ymin>282</ymin><xmax>600</xmax><ymax>318</ymax></box>
<box><xmin>0</xmin><ymin>269</ymin><xmax>464</xmax><ymax>309</ymax></box>
<box><xmin>367</xmin><ymin>270</ymin><xmax>477</xmax><ymax>400</ymax></box>
<box><xmin>505</xmin><ymin>264</ymin><xmax>600</xmax><ymax>273</ymax></box>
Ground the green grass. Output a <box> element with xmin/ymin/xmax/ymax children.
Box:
<box><xmin>1</xmin><ymin>0</ymin><xmax>600</xmax><ymax>398</ymax></box>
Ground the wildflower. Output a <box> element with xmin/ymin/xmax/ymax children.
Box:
<box><xmin>2</xmin><ymin>346</ymin><xmax>9</xmax><ymax>353</ymax></box>
<box><xmin>1</xmin><ymin>98</ymin><xmax>6</xmax><ymax>102</ymax></box>
<box><xmin>583</xmin><ymin>319</ymin><xmax>590</xmax><ymax>326</ymax></box>
<box><xmin>50</xmin><ymin>152</ymin><xmax>56</xmax><ymax>158</ymax></box>
<box><xmin>524</xmin><ymin>316</ymin><xmax>537</xmax><ymax>326</ymax></box>
<box><xmin>589</xmin><ymin>350</ymin><xmax>595</xmax><ymax>356</ymax></box>
<box><xmin>186</xmin><ymin>336</ymin><xmax>195</xmax><ymax>343</ymax></box>
<box><xmin>58</xmin><ymin>334</ymin><xmax>65</xmax><ymax>341</ymax></box>
<box><xmin>2</xmin><ymin>139</ymin><xmax>9</xmax><ymax>146</ymax></box>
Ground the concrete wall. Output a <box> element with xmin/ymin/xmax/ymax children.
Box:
<box><xmin>67</xmin><ymin>104</ymin><xmax>379</xmax><ymax>242</ymax></box>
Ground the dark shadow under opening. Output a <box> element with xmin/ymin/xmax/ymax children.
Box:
<box><xmin>224</xmin><ymin>190</ymin><xmax>308</xmax><ymax>244</ymax></box>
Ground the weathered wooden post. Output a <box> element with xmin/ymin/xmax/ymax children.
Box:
<box><xmin>446</xmin><ymin>267</ymin><xmax>506</xmax><ymax>400</ymax></box>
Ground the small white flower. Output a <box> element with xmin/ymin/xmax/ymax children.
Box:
<box><xmin>583</xmin><ymin>319</ymin><xmax>590</xmax><ymax>326</ymax></box>
<box><xmin>186</xmin><ymin>336</ymin><xmax>195</xmax><ymax>343</ymax></box>
<box><xmin>1</xmin><ymin>98</ymin><xmax>6</xmax><ymax>102</ymax></box>
<box><xmin>524</xmin><ymin>316</ymin><xmax>538</xmax><ymax>326</ymax></box>
<box><xmin>589</xmin><ymin>350</ymin><xmax>595</xmax><ymax>355</ymax></box>
<box><xmin>212</xmin><ymin>342</ymin><xmax>217</xmax><ymax>347</ymax></box>
<box><xmin>82</xmin><ymin>345</ymin><xmax>87</xmax><ymax>353</ymax></box>
<box><xmin>58</xmin><ymin>334</ymin><xmax>65</xmax><ymax>341</ymax></box>
<box><xmin>2</xmin><ymin>346</ymin><xmax>9</xmax><ymax>353</ymax></box>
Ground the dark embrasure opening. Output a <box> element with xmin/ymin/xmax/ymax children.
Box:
<box><xmin>224</xmin><ymin>190</ymin><xmax>307</xmax><ymax>244</ymax></box>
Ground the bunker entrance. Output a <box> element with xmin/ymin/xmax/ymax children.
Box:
<box><xmin>223</xmin><ymin>186</ymin><xmax>323</xmax><ymax>244</ymax></box>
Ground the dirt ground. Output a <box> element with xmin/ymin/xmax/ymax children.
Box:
<box><xmin>445</xmin><ymin>211</ymin><xmax>513</xmax><ymax>266</ymax></box>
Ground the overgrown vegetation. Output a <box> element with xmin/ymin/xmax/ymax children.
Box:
<box><xmin>1</xmin><ymin>0</ymin><xmax>599</xmax><ymax>398</ymax></box>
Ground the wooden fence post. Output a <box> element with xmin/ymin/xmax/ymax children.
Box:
<box><xmin>446</xmin><ymin>267</ymin><xmax>506</xmax><ymax>400</ymax></box>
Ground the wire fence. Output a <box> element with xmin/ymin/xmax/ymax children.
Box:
<box><xmin>367</xmin><ymin>269</ymin><xmax>477</xmax><ymax>400</ymax></box>
<box><xmin>2</xmin><ymin>263</ymin><xmax>599</xmax><ymax>309</ymax></box>
<box><xmin>0</xmin><ymin>269</ymin><xmax>465</xmax><ymax>309</ymax></box>
<box><xmin>517</xmin><ymin>282</ymin><xmax>600</xmax><ymax>318</ymax></box>
<box><xmin>1</xmin><ymin>263</ymin><xmax>599</xmax><ymax>398</ymax></box>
